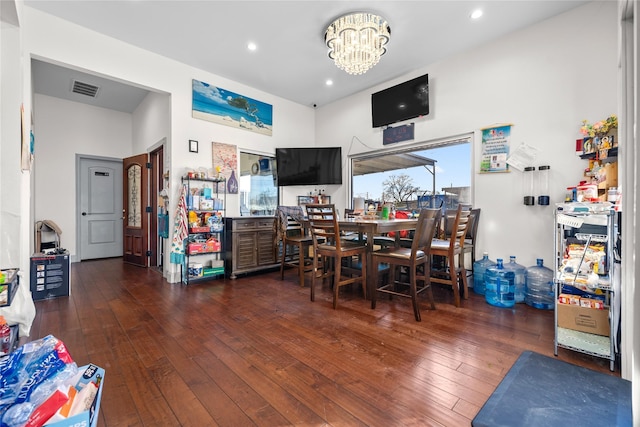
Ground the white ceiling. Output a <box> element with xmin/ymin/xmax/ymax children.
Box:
<box><xmin>26</xmin><ymin>0</ymin><xmax>589</xmax><ymax>112</ymax></box>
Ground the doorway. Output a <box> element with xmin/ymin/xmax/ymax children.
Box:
<box><xmin>123</xmin><ymin>153</ymin><xmax>149</xmax><ymax>267</ymax></box>
<box><xmin>77</xmin><ymin>155</ymin><xmax>124</xmax><ymax>260</ymax></box>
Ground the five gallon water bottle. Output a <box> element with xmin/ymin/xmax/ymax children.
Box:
<box><xmin>484</xmin><ymin>259</ymin><xmax>515</xmax><ymax>308</ymax></box>
<box><xmin>525</xmin><ymin>259</ymin><xmax>554</xmax><ymax>310</ymax></box>
<box><xmin>503</xmin><ymin>255</ymin><xmax>527</xmax><ymax>303</ymax></box>
<box><xmin>473</xmin><ymin>252</ymin><xmax>496</xmax><ymax>295</ymax></box>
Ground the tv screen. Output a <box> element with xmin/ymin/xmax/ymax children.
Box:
<box><xmin>371</xmin><ymin>73</ymin><xmax>429</xmax><ymax>128</ymax></box>
<box><xmin>275</xmin><ymin>147</ymin><xmax>342</xmax><ymax>186</ymax></box>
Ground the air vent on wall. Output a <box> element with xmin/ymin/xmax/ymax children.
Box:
<box><xmin>71</xmin><ymin>80</ymin><xmax>100</xmax><ymax>98</ymax></box>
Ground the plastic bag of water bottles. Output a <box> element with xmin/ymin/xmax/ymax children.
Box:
<box><xmin>0</xmin><ymin>335</ymin><xmax>77</xmax><ymax>427</ymax></box>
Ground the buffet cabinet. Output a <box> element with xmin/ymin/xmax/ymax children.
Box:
<box><xmin>225</xmin><ymin>217</ymin><xmax>279</xmax><ymax>279</ymax></box>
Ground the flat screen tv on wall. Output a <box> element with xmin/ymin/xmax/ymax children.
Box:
<box><xmin>371</xmin><ymin>73</ymin><xmax>429</xmax><ymax>128</ymax></box>
<box><xmin>275</xmin><ymin>147</ymin><xmax>342</xmax><ymax>186</ymax></box>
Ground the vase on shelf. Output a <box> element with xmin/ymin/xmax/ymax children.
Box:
<box><xmin>227</xmin><ymin>170</ymin><xmax>238</xmax><ymax>194</ymax></box>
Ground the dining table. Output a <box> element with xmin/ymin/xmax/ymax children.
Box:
<box><xmin>339</xmin><ymin>217</ymin><xmax>419</xmax><ymax>298</ymax></box>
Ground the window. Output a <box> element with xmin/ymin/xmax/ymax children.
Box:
<box><xmin>351</xmin><ymin>135</ymin><xmax>472</xmax><ymax>212</ymax></box>
<box><xmin>239</xmin><ymin>152</ymin><xmax>278</xmax><ymax>216</ymax></box>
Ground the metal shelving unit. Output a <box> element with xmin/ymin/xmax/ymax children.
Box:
<box><xmin>181</xmin><ymin>176</ymin><xmax>226</xmax><ymax>285</ymax></box>
<box><xmin>553</xmin><ymin>208</ymin><xmax>616</xmax><ymax>371</ymax></box>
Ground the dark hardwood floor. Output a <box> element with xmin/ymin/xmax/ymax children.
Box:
<box><xmin>24</xmin><ymin>258</ymin><xmax>618</xmax><ymax>426</ymax></box>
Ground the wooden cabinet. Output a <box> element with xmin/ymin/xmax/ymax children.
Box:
<box><xmin>225</xmin><ymin>217</ymin><xmax>279</xmax><ymax>279</ymax></box>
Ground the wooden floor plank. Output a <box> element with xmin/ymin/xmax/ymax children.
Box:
<box><xmin>20</xmin><ymin>258</ymin><xmax>618</xmax><ymax>426</ymax></box>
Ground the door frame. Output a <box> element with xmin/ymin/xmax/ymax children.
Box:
<box><xmin>149</xmin><ymin>142</ymin><xmax>164</xmax><ymax>268</ymax></box>
<box><xmin>75</xmin><ymin>154</ymin><xmax>124</xmax><ymax>262</ymax></box>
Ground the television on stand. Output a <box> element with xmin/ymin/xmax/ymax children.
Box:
<box><xmin>275</xmin><ymin>147</ymin><xmax>342</xmax><ymax>187</ymax></box>
<box><xmin>371</xmin><ymin>73</ymin><xmax>429</xmax><ymax>128</ymax></box>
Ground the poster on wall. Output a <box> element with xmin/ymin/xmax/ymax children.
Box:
<box><xmin>212</xmin><ymin>142</ymin><xmax>239</xmax><ymax>194</ymax></box>
<box><xmin>192</xmin><ymin>79</ymin><xmax>273</xmax><ymax>136</ymax></box>
<box><xmin>479</xmin><ymin>123</ymin><xmax>512</xmax><ymax>173</ymax></box>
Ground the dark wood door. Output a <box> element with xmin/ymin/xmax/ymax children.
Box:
<box><xmin>123</xmin><ymin>153</ymin><xmax>149</xmax><ymax>267</ymax></box>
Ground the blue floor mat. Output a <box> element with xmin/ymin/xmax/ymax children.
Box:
<box><xmin>472</xmin><ymin>351</ymin><xmax>632</xmax><ymax>427</ymax></box>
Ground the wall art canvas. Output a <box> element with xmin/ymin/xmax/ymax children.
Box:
<box><xmin>192</xmin><ymin>79</ymin><xmax>273</xmax><ymax>136</ymax></box>
<box><xmin>212</xmin><ymin>142</ymin><xmax>239</xmax><ymax>193</ymax></box>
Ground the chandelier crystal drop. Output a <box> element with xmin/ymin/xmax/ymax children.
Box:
<box><xmin>324</xmin><ymin>12</ymin><xmax>391</xmax><ymax>75</ymax></box>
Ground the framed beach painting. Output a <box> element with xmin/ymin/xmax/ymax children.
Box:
<box><xmin>192</xmin><ymin>79</ymin><xmax>273</xmax><ymax>136</ymax></box>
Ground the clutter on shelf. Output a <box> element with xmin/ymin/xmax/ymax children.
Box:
<box><xmin>579</xmin><ymin>114</ymin><xmax>618</xmax><ymax>156</ymax></box>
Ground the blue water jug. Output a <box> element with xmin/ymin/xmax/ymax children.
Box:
<box><xmin>503</xmin><ymin>255</ymin><xmax>527</xmax><ymax>303</ymax></box>
<box><xmin>473</xmin><ymin>252</ymin><xmax>496</xmax><ymax>295</ymax></box>
<box><xmin>485</xmin><ymin>258</ymin><xmax>515</xmax><ymax>308</ymax></box>
<box><xmin>525</xmin><ymin>258</ymin><xmax>554</xmax><ymax>310</ymax></box>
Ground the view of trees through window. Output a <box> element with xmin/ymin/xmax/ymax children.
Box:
<box><xmin>352</xmin><ymin>141</ymin><xmax>472</xmax><ymax>212</ymax></box>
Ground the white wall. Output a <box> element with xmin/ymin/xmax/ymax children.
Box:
<box><xmin>132</xmin><ymin>91</ymin><xmax>171</xmax><ymax>155</ymax></box>
<box><xmin>316</xmin><ymin>1</ymin><xmax>618</xmax><ymax>268</ymax></box>
<box><xmin>23</xmin><ymin>6</ymin><xmax>315</xmax><ymax>281</ymax></box>
<box><xmin>0</xmin><ymin>9</ymin><xmax>24</xmax><ymax>269</ymax></box>
<box><xmin>0</xmin><ymin>1</ymin><xmax>37</xmax><ymax>338</ymax></box>
<box><xmin>33</xmin><ymin>94</ymin><xmax>134</xmax><ymax>257</ymax></box>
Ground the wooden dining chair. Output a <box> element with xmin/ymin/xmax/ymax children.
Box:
<box><xmin>430</xmin><ymin>204</ymin><xmax>472</xmax><ymax>307</ymax></box>
<box><xmin>371</xmin><ymin>209</ymin><xmax>439</xmax><ymax>321</ymax></box>
<box><xmin>305</xmin><ymin>204</ymin><xmax>367</xmax><ymax>309</ymax></box>
<box><xmin>277</xmin><ymin>206</ymin><xmax>315</xmax><ymax>287</ymax></box>
<box><xmin>463</xmin><ymin>208</ymin><xmax>481</xmax><ymax>277</ymax></box>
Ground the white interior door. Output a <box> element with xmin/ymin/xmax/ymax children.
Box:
<box><xmin>79</xmin><ymin>157</ymin><xmax>123</xmax><ymax>260</ymax></box>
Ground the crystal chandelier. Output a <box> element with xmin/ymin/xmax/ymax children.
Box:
<box><xmin>324</xmin><ymin>12</ymin><xmax>391</xmax><ymax>75</ymax></box>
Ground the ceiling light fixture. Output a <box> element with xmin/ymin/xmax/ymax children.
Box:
<box><xmin>471</xmin><ymin>9</ymin><xmax>483</xmax><ymax>20</ymax></box>
<box><xmin>324</xmin><ymin>12</ymin><xmax>391</xmax><ymax>75</ymax></box>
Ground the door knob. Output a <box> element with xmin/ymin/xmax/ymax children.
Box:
<box><xmin>82</xmin><ymin>212</ymin><xmax>87</xmax><ymax>216</ymax></box>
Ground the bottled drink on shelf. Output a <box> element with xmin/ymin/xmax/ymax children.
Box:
<box><xmin>473</xmin><ymin>252</ymin><xmax>496</xmax><ymax>295</ymax></box>
<box><xmin>484</xmin><ymin>259</ymin><xmax>515</xmax><ymax>308</ymax></box>
<box><xmin>0</xmin><ymin>315</ymin><xmax>11</xmax><ymax>355</ymax></box>
<box><xmin>525</xmin><ymin>259</ymin><xmax>554</xmax><ymax>310</ymax></box>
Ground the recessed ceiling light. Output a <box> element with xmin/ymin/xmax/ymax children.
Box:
<box><xmin>247</xmin><ymin>42</ymin><xmax>257</xmax><ymax>51</ymax></box>
<box><xmin>470</xmin><ymin>9</ymin><xmax>483</xmax><ymax>20</ymax></box>
<box><xmin>325</xmin><ymin>79</ymin><xmax>333</xmax><ymax>86</ymax></box>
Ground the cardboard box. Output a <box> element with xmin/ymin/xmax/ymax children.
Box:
<box><xmin>557</xmin><ymin>303</ymin><xmax>610</xmax><ymax>336</ymax></box>
<box><xmin>558</xmin><ymin>293</ymin><xmax>580</xmax><ymax>306</ymax></box>
<box><xmin>187</xmin><ymin>242</ymin><xmax>207</xmax><ymax>254</ymax></box>
<box><xmin>604</xmin><ymin>161</ymin><xmax>618</xmax><ymax>188</ymax></box>
<box><xmin>30</xmin><ymin>254</ymin><xmax>70</xmax><ymax>301</ymax></box>
<box><xmin>46</xmin><ymin>364</ymin><xmax>105</xmax><ymax>427</ymax></box>
<box><xmin>199</xmin><ymin>199</ymin><xmax>214</xmax><ymax>210</ymax></box>
<box><xmin>189</xmin><ymin>226</ymin><xmax>210</xmax><ymax>233</ymax></box>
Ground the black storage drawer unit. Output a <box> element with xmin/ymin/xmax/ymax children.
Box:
<box><xmin>30</xmin><ymin>253</ymin><xmax>70</xmax><ymax>301</ymax></box>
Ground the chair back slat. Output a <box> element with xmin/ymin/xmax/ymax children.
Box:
<box><xmin>447</xmin><ymin>204</ymin><xmax>471</xmax><ymax>251</ymax></box>
<box><xmin>411</xmin><ymin>208</ymin><xmax>440</xmax><ymax>255</ymax></box>
<box><xmin>305</xmin><ymin>204</ymin><xmax>339</xmax><ymax>248</ymax></box>
<box><xmin>467</xmin><ymin>208</ymin><xmax>481</xmax><ymax>243</ymax></box>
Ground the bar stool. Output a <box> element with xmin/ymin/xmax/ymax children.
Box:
<box><xmin>371</xmin><ymin>209</ymin><xmax>439</xmax><ymax>321</ymax></box>
<box><xmin>305</xmin><ymin>204</ymin><xmax>367</xmax><ymax>309</ymax></box>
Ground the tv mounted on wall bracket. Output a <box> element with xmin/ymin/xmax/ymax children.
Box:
<box><xmin>371</xmin><ymin>73</ymin><xmax>429</xmax><ymax>128</ymax></box>
<box><xmin>275</xmin><ymin>147</ymin><xmax>342</xmax><ymax>187</ymax></box>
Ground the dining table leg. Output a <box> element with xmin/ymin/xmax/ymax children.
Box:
<box><xmin>365</xmin><ymin>225</ymin><xmax>375</xmax><ymax>300</ymax></box>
